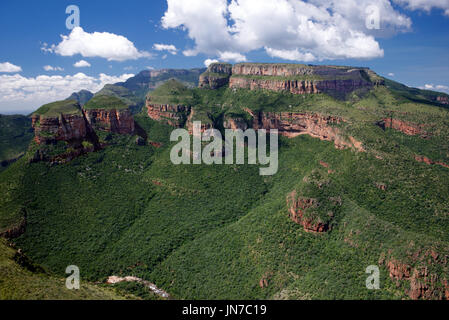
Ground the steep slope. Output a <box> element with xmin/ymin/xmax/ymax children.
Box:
<box><xmin>0</xmin><ymin>115</ymin><xmax>33</xmax><ymax>170</ymax></box>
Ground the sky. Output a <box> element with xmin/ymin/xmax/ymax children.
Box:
<box><xmin>0</xmin><ymin>0</ymin><xmax>449</xmax><ymax>114</ymax></box>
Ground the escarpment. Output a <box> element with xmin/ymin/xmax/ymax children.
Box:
<box><xmin>247</xmin><ymin>110</ymin><xmax>364</xmax><ymax>151</ymax></box>
<box><xmin>84</xmin><ymin>108</ymin><xmax>135</xmax><ymax>134</ymax></box>
<box><xmin>146</xmin><ymin>103</ymin><xmax>190</xmax><ymax>127</ymax></box>
<box><xmin>31</xmin><ymin>100</ymin><xmax>99</xmax><ymax>149</ymax></box>
<box><xmin>199</xmin><ymin>63</ymin><xmax>233</xmax><ymax>89</ymax></box>
<box><xmin>84</xmin><ymin>95</ymin><xmax>136</xmax><ymax>135</ymax></box>
<box><xmin>228</xmin><ymin>63</ymin><xmax>382</xmax><ymax>98</ymax></box>
<box><xmin>31</xmin><ymin>97</ymin><xmax>143</xmax><ymax>163</ymax></box>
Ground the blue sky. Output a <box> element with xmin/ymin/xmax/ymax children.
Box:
<box><xmin>0</xmin><ymin>0</ymin><xmax>449</xmax><ymax>114</ymax></box>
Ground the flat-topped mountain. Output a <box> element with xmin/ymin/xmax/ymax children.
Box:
<box><xmin>199</xmin><ymin>62</ymin><xmax>383</xmax><ymax>99</ymax></box>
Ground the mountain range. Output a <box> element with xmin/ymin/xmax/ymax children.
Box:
<box><xmin>0</xmin><ymin>62</ymin><xmax>449</xmax><ymax>300</ymax></box>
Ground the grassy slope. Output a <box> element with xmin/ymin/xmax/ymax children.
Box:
<box><xmin>0</xmin><ymin>239</ymin><xmax>135</xmax><ymax>300</ymax></box>
<box><xmin>1</xmin><ymin>82</ymin><xmax>448</xmax><ymax>299</ymax></box>
<box><xmin>33</xmin><ymin>100</ymin><xmax>82</xmax><ymax>117</ymax></box>
<box><xmin>84</xmin><ymin>95</ymin><xmax>128</xmax><ymax>110</ymax></box>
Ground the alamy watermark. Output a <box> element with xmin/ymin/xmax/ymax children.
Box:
<box><xmin>66</xmin><ymin>5</ymin><xmax>80</xmax><ymax>30</ymax></box>
<box><xmin>66</xmin><ymin>265</ymin><xmax>80</xmax><ymax>290</ymax></box>
<box><xmin>365</xmin><ymin>265</ymin><xmax>380</xmax><ymax>290</ymax></box>
<box><xmin>170</xmin><ymin>122</ymin><xmax>279</xmax><ymax>176</ymax></box>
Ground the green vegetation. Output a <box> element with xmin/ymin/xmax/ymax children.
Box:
<box><xmin>32</xmin><ymin>100</ymin><xmax>82</xmax><ymax>117</ymax></box>
<box><xmin>0</xmin><ymin>238</ymin><xmax>135</xmax><ymax>300</ymax></box>
<box><xmin>84</xmin><ymin>95</ymin><xmax>128</xmax><ymax>110</ymax></box>
<box><xmin>147</xmin><ymin>79</ymin><xmax>193</xmax><ymax>105</ymax></box>
<box><xmin>0</xmin><ymin>115</ymin><xmax>33</xmax><ymax>169</ymax></box>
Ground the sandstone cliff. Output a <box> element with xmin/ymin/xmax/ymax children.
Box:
<box><xmin>246</xmin><ymin>109</ymin><xmax>364</xmax><ymax>151</ymax></box>
<box><xmin>146</xmin><ymin>103</ymin><xmax>190</xmax><ymax>127</ymax></box>
<box><xmin>229</xmin><ymin>63</ymin><xmax>382</xmax><ymax>98</ymax></box>
<box><xmin>84</xmin><ymin>108</ymin><xmax>135</xmax><ymax>135</ymax></box>
<box><xmin>199</xmin><ymin>63</ymin><xmax>233</xmax><ymax>89</ymax></box>
<box><xmin>84</xmin><ymin>96</ymin><xmax>136</xmax><ymax>135</ymax></box>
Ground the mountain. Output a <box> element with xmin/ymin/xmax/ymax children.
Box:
<box><xmin>94</xmin><ymin>68</ymin><xmax>206</xmax><ymax>115</ymax></box>
<box><xmin>1</xmin><ymin>63</ymin><xmax>449</xmax><ymax>300</ymax></box>
<box><xmin>66</xmin><ymin>90</ymin><xmax>94</xmax><ymax>106</ymax></box>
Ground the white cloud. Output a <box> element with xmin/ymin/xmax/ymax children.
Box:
<box><xmin>0</xmin><ymin>62</ymin><xmax>22</xmax><ymax>73</ymax></box>
<box><xmin>153</xmin><ymin>43</ymin><xmax>178</xmax><ymax>55</ymax></box>
<box><xmin>393</xmin><ymin>0</ymin><xmax>449</xmax><ymax>14</ymax></box>
<box><xmin>204</xmin><ymin>59</ymin><xmax>219</xmax><ymax>67</ymax></box>
<box><xmin>388</xmin><ymin>72</ymin><xmax>395</xmax><ymax>77</ymax></box>
<box><xmin>43</xmin><ymin>65</ymin><xmax>64</xmax><ymax>72</ymax></box>
<box><xmin>265</xmin><ymin>48</ymin><xmax>316</xmax><ymax>62</ymax></box>
<box><xmin>420</xmin><ymin>84</ymin><xmax>449</xmax><ymax>93</ymax></box>
<box><xmin>161</xmin><ymin>0</ymin><xmax>419</xmax><ymax>62</ymax></box>
<box><xmin>0</xmin><ymin>73</ymin><xmax>134</xmax><ymax>114</ymax></box>
<box><xmin>74</xmin><ymin>60</ymin><xmax>91</xmax><ymax>68</ymax></box>
<box><xmin>217</xmin><ymin>51</ymin><xmax>247</xmax><ymax>62</ymax></box>
<box><xmin>51</xmin><ymin>27</ymin><xmax>151</xmax><ymax>62</ymax></box>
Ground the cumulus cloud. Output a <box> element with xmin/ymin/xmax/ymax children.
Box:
<box><xmin>204</xmin><ymin>59</ymin><xmax>219</xmax><ymax>67</ymax></box>
<box><xmin>388</xmin><ymin>72</ymin><xmax>395</xmax><ymax>77</ymax></box>
<box><xmin>50</xmin><ymin>27</ymin><xmax>151</xmax><ymax>61</ymax></box>
<box><xmin>217</xmin><ymin>51</ymin><xmax>247</xmax><ymax>62</ymax></box>
<box><xmin>0</xmin><ymin>62</ymin><xmax>22</xmax><ymax>73</ymax></box>
<box><xmin>420</xmin><ymin>84</ymin><xmax>449</xmax><ymax>93</ymax></box>
<box><xmin>161</xmin><ymin>0</ymin><xmax>421</xmax><ymax>62</ymax></box>
<box><xmin>0</xmin><ymin>73</ymin><xmax>134</xmax><ymax>114</ymax></box>
<box><xmin>74</xmin><ymin>60</ymin><xmax>91</xmax><ymax>68</ymax></box>
<box><xmin>43</xmin><ymin>65</ymin><xmax>64</xmax><ymax>72</ymax></box>
<box><xmin>153</xmin><ymin>43</ymin><xmax>178</xmax><ymax>55</ymax></box>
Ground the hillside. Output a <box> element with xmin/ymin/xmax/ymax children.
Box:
<box><xmin>0</xmin><ymin>115</ymin><xmax>33</xmax><ymax>171</ymax></box>
<box><xmin>1</xmin><ymin>63</ymin><xmax>449</xmax><ymax>300</ymax></box>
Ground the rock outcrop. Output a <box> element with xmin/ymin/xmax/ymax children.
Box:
<box><xmin>199</xmin><ymin>63</ymin><xmax>233</xmax><ymax>89</ymax></box>
<box><xmin>384</xmin><ymin>258</ymin><xmax>449</xmax><ymax>300</ymax></box>
<box><xmin>379</xmin><ymin>118</ymin><xmax>425</xmax><ymax>136</ymax></box>
<box><xmin>246</xmin><ymin>110</ymin><xmax>364</xmax><ymax>151</ymax></box>
<box><xmin>146</xmin><ymin>104</ymin><xmax>190</xmax><ymax>127</ymax></box>
<box><xmin>84</xmin><ymin>108</ymin><xmax>135</xmax><ymax>135</ymax></box>
<box><xmin>32</xmin><ymin>112</ymin><xmax>98</xmax><ymax>148</ymax></box>
<box><xmin>286</xmin><ymin>191</ymin><xmax>330</xmax><ymax>233</ymax></box>
<box><xmin>414</xmin><ymin>155</ymin><xmax>449</xmax><ymax>169</ymax></box>
<box><xmin>437</xmin><ymin>96</ymin><xmax>449</xmax><ymax>105</ymax></box>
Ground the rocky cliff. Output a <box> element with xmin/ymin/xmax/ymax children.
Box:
<box><xmin>84</xmin><ymin>108</ymin><xmax>135</xmax><ymax>135</ymax></box>
<box><xmin>31</xmin><ymin>100</ymin><xmax>99</xmax><ymax>148</ymax></box>
<box><xmin>146</xmin><ymin>104</ymin><xmax>190</xmax><ymax>127</ymax></box>
<box><xmin>198</xmin><ymin>63</ymin><xmax>233</xmax><ymax>89</ymax></box>
<box><xmin>229</xmin><ymin>63</ymin><xmax>382</xmax><ymax>98</ymax></box>
<box><xmin>84</xmin><ymin>95</ymin><xmax>136</xmax><ymax>135</ymax></box>
<box><xmin>246</xmin><ymin>109</ymin><xmax>364</xmax><ymax>151</ymax></box>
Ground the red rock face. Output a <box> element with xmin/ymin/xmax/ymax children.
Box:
<box><xmin>286</xmin><ymin>191</ymin><xmax>329</xmax><ymax>233</ymax></box>
<box><xmin>32</xmin><ymin>114</ymin><xmax>89</xmax><ymax>145</ymax></box>
<box><xmin>146</xmin><ymin>103</ymin><xmax>190</xmax><ymax>127</ymax></box>
<box><xmin>246</xmin><ymin>110</ymin><xmax>364</xmax><ymax>151</ymax></box>
<box><xmin>229</xmin><ymin>77</ymin><xmax>374</xmax><ymax>96</ymax></box>
<box><xmin>84</xmin><ymin>109</ymin><xmax>135</xmax><ymax>134</ymax></box>
<box><xmin>384</xmin><ymin>257</ymin><xmax>449</xmax><ymax>300</ymax></box>
<box><xmin>414</xmin><ymin>155</ymin><xmax>449</xmax><ymax>169</ymax></box>
<box><xmin>383</xmin><ymin>118</ymin><xmax>424</xmax><ymax>136</ymax></box>
<box><xmin>437</xmin><ymin>96</ymin><xmax>449</xmax><ymax>105</ymax></box>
